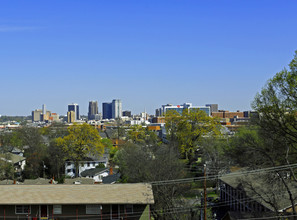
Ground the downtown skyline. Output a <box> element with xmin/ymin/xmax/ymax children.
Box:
<box><xmin>1</xmin><ymin>0</ymin><xmax>297</xmax><ymax>116</ymax></box>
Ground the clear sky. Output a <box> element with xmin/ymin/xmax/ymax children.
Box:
<box><xmin>1</xmin><ymin>0</ymin><xmax>297</xmax><ymax>116</ymax></box>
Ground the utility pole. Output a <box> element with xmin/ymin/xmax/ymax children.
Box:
<box><xmin>204</xmin><ymin>164</ymin><xmax>207</xmax><ymax>220</ymax></box>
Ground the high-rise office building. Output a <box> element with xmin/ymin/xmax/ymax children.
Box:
<box><xmin>68</xmin><ymin>103</ymin><xmax>80</xmax><ymax>121</ymax></box>
<box><xmin>67</xmin><ymin>111</ymin><xmax>75</xmax><ymax>123</ymax></box>
<box><xmin>112</xmin><ymin>99</ymin><xmax>122</xmax><ymax>119</ymax></box>
<box><xmin>102</xmin><ymin>102</ymin><xmax>112</xmax><ymax>119</ymax></box>
<box><xmin>32</xmin><ymin>109</ymin><xmax>43</xmax><ymax>122</ymax></box>
<box><xmin>88</xmin><ymin>101</ymin><xmax>99</xmax><ymax>120</ymax></box>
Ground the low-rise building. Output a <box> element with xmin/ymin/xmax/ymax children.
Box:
<box><xmin>65</xmin><ymin>153</ymin><xmax>109</xmax><ymax>177</ymax></box>
<box><xmin>0</xmin><ymin>183</ymin><xmax>154</xmax><ymax>219</ymax></box>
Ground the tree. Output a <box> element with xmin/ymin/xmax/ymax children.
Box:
<box><xmin>200</xmin><ymin>136</ymin><xmax>229</xmax><ymax>192</ymax></box>
<box><xmin>47</xmin><ymin>140</ymin><xmax>66</xmax><ymax>180</ymax></box>
<box><xmin>114</xmin><ymin>143</ymin><xmax>193</xmax><ymax>220</ymax></box>
<box><xmin>0</xmin><ymin>131</ymin><xmax>23</xmax><ymax>153</ymax></box>
<box><xmin>56</xmin><ymin>123</ymin><xmax>104</xmax><ymax>177</ymax></box>
<box><xmin>165</xmin><ymin>109</ymin><xmax>221</xmax><ymax>160</ymax></box>
<box><xmin>252</xmin><ymin>51</ymin><xmax>297</xmax><ymax>154</ymax></box>
<box><xmin>126</xmin><ymin>124</ymin><xmax>159</xmax><ymax>146</ymax></box>
<box><xmin>16</xmin><ymin>126</ymin><xmax>47</xmax><ymax>179</ymax></box>
<box><xmin>225</xmin><ymin>126</ymin><xmax>297</xmax><ymax>218</ymax></box>
<box><xmin>251</xmin><ymin>51</ymin><xmax>297</xmax><ymax>217</ymax></box>
<box><xmin>0</xmin><ymin>153</ymin><xmax>14</xmax><ymax>180</ymax></box>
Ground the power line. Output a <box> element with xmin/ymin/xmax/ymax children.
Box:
<box><xmin>149</xmin><ymin>163</ymin><xmax>297</xmax><ymax>185</ymax></box>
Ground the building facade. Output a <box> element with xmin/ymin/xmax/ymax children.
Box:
<box><xmin>0</xmin><ymin>184</ymin><xmax>154</xmax><ymax>220</ymax></box>
<box><xmin>68</xmin><ymin>103</ymin><xmax>80</xmax><ymax>121</ymax></box>
<box><xmin>88</xmin><ymin>101</ymin><xmax>99</xmax><ymax>120</ymax></box>
<box><xmin>102</xmin><ymin>102</ymin><xmax>112</xmax><ymax>119</ymax></box>
<box><xmin>112</xmin><ymin>99</ymin><xmax>122</xmax><ymax>119</ymax></box>
<box><xmin>67</xmin><ymin>111</ymin><xmax>75</xmax><ymax>123</ymax></box>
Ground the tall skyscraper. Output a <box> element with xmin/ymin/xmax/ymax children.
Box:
<box><xmin>88</xmin><ymin>101</ymin><xmax>99</xmax><ymax>120</ymax></box>
<box><xmin>102</xmin><ymin>102</ymin><xmax>112</xmax><ymax>119</ymax></box>
<box><xmin>112</xmin><ymin>99</ymin><xmax>122</xmax><ymax>119</ymax></box>
<box><xmin>68</xmin><ymin>103</ymin><xmax>80</xmax><ymax>121</ymax></box>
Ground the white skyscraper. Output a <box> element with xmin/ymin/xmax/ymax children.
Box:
<box><xmin>112</xmin><ymin>99</ymin><xmax>122</xmax><ymax>119</ymax></box>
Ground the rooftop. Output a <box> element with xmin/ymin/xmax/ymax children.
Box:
<box><xmin>0</xmin><ymin>183</ymin><xmax>154</xmax><ymax>205</ymax></box>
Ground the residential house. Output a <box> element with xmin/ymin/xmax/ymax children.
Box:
<box><xmin>0</xmin><ymin>183</ymin><xmax>154</xmax><ymax>220</ymax></box>
<box><xmin>80</xmin><ymin>167</ymin><xmax>109</xmax><ymax>183</ymax></box>
<box><xmin>0</xmin><ymin>153</ymin><xmax>26</xmax><ymax>174</ymax></box>
<box><xmin>65</xmin><ymin>153</ymin><xmax>109</xmax><ymax>177</ymax></box>
<box><xmin>219</xmin><ymin>171</ymin><xmax>297</xmax><ymax>219</ymax></box>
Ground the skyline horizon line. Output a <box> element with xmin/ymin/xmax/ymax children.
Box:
<box><xmin>1</xmin><ymin>100</ymin><xmax>254</xmax><ymax>117</ymax></box>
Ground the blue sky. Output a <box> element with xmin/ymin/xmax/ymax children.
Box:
<box><xmin>0</xmin><ymin>0</ymin><xmax>297</xmax><ymax>116</ymax></box>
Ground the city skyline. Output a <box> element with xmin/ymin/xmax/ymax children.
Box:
<box><xmin>1</xmin><ymin>1</ymin><xmax>297</xmax><ymax>116</ymax></box>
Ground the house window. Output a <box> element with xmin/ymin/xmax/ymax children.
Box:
<box><xmin>125</xmin><ymin>204</ymin><xmax>133</xmax><ymax>214</ymax></box>
<box><xmin>92</xmin><ymin>162</ymin><xmax>96</xmax><ymax>166</ymax></box>
<box><xmin>15</xmin><ymin>205</ymin><xmax>30</xmax><ymax>214</ymax></box>
<box><xmin>67</xmin><ymin>169</ymin><xmax>71</xmax><ymax>173</ymax></box>
<box><xmin>53</xmin><ymin>205</ymin><xmax>62</xmax><ymax>214</ymax></box>
<box><xmin>87</xmin><ymin>162</ymin><xmax>90</xmax><ymax>167</ymax></box>
<box><xmin>67</xmin><ymin>162</ymin><xmax>71</xmax><ymax>166</ymax></box>
<box><xmin>86</xmin><ymin>205</ymin><xmax>101</xmax><ymax>214</ymax></box>
<box><xmin>111</xmin><ymin>204</ymin><xmax>119</xmax><ymax>219</ymax></box>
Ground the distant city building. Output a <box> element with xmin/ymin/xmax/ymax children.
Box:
<box><xmin>155</xmin><ymin>109</ymin><xmax>161</xmax><ymax>117</ymax></box>
<box><xmin>32</xmin><ymin>104</ymin><xmax>54</xmax><ymax>122</ymax></box>
<box><xmin>157</xmin><ymin>103</ymin><xmax>210</xmax><ymax>116</ymax></box>
<box><xmin>67</xmin><ymin>111</ymin><xmax>75</xmax><ymax>123</ymax></box>
<box><xmin>211</xmin><ymin>110</ymin><xmax>244</xmax><ymax>119</ymax></box>
<box><xmin>102</xmin><ymin>102</ymin><xmax>112</xmax><ymax>119</ymax></box>
<box><xmin>122</xmin><ymin>110</ymin><xmax>132</xmax><ymax>117</ymax></box>
<box><xmin>206</xmin><ymin>104</ymin><xmax>218</xmax><ymax>113</ymax></box>
<box><xmin>49</xmin><ymin>113</ymin><xmax>60</xmax><ymax>122</ymax></box>
<box><xmin>112</xmin><ymin>99</ymin><xmax>122</xmax><ymax>119</ymax></box>
<box><xmin>68</xmin><ymin>103</ymin><xmax>80</xmax><ymax>121</ymax></box>
<box><xmin>32</xmin><ymin>109</ymin><xmax>43</xmax><ymax>122</ymax></box>
<box><xmin>88</xmin><ymin>101</ymin><xmax>99</xmax><ymax>120</ymax></box>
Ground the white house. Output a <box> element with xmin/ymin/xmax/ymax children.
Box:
<box><xmin>65</xmin><ymin>153</ymin><xmax>109</xmax><ymax>177</ymax></box>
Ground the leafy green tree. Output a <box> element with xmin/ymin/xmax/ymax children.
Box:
<box><xmin>56</xmin><ymin>123</ymin><xmax>104</xmax><ymax>177</ymax></box>
<box><xmin>47</xmin><ymin>140</ymin><xmax>66</xmax><ymax>180</ymax></box>
<box><xmin>0</xmin><ymin>153</ymin><xmax>14</xmax><ymax>180</ymax></box>
<box><xmin>0</xmin><ymin>131</ymin><xmax>23</xmax><ymax>153</ymax></box>
<box><xmin>252</xmin><ymin>50</ymin><xmax>297</xmax><ymax>152</ymax></box>
<box><xmin>127</xmin><ymin>125</ymin><xmax>146</xmax><ymax>143</ymax></box>
<box><xmin>127</xmin><ymin>125</ymin><xmax>159</xmax><ymax>145</ymax></box>
<box><xmin>165</xmin><ymin>109</ymin><xmax>221</xmax><ymax>160</ymax></box>
<box><xmin>250</xmin><ymin>51</ymin><xmax>297</xmax><ymax>217</ymax></box>
<box><xmin>16</xmin><ymin>126</ymin><xmax>47</xmax><ymax>179</ymax></box>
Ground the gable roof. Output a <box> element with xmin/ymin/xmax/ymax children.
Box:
<box><xmin>103</xmin><ymin>173</ymin><xmax>121</xmax><ymax>184</ymax></box>
<box><xmin>220</xmin><ymin>172</ymin><xmax>297</xmax><ymax>212</ymax></box>
<box><xmin>80</xmin><ymin>168</ymin><xmax>108</xmax><ymax>177</ymax></box>
<box><xmin>0</xmin><ymin>153</ymin><xmax>25</xmax><ymax>164</ymax></box>
<box><xmin>0</xmin><ymin>183</ymin><xmax>154</xmax><ymax>205</ymax></box>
